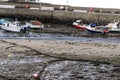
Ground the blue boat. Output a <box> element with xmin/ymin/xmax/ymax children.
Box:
<box><xmin>86</xmin><ymin>27</ymin><xmax>108</xmax><ymax>34</ymax></box>
<box><xmin>86</xmin><ymin>28</ymin><xmax>102</xmax><ymax>34</ymax></box>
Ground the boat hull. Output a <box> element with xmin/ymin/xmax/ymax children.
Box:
<box><xmin>86</xmin><ymin>27</ymin><xmax>108</xmax><ymax>34</ymax></box>
<box><xmin>1</xmin><ymin>26</ymin><xmax>21</xmax><ymax>32</ymax></box>
<box><xmin>86</xmin><ymin>28</ymin><xmax>103</xmax><ymax>34</ymax></box>
<box><xmin>26</xmin><ymin>20</ymin><xmax>44</xmax><ymax>29</ymax></box>
<box><xmin>74</xmin><ymin>25</ymin><xmax>86</xmax><ymax>30</ymax></box>
<box><xmin>30</xmin><ymin>25</ymin><xmax>44</xmax><ymax>29</ymax></box>
<box><xmin>108</xmin><ymin>28</ymin><xmax>120</xmax><ymax>33</ymax></box>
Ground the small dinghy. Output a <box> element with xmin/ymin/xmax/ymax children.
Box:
<box><xmin>26</xmin><ymin>20</ymin><xmax>44</xmax><ymax>29</ymax></box>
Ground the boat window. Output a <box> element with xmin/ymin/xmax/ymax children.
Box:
<box><xmin>7</xmin><ymin>23</ymin><xmax>9</xmax><ymax>27</ymax></box>
<box><xmin>117</xmin><ymin>22</ymin><xmax>120</xmax><ymax>28</ymax></box>
<box><xmin>78</xmin><ymin>21</ymin><xmax>84</xmax><ymax>25</ymax></box>
<box><xmin>3</xmin><ymin>24</ymin><xmax>5</xmax><ymax>26</ymax></box>
<box><xmin>19</xmin><ymin>24</ymin><xmax>21</xmax><ymax>26</ymax></box>
<box><xmin>17</xmin><ymin>23</ymin><xmax>19</xmax><ymax>26</ymax></box>
<box><xmin>13</xmin><ymin>23</ymin><xmax>15</xmax><ymax>25</ymax></box>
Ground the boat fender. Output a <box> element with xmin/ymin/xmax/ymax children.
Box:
<box><xmin>103</xmin><ymin>29</ymin><xmax>108</xmax><ymax>33</ymax></box>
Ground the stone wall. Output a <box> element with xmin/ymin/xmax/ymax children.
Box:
<box><xmin>0</xmin><ymin>8</ymin><xmax>120</xmax><ymax>25</ymax></box>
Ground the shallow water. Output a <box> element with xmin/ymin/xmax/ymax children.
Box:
<box><xmin>0</xmin><ymin>29</ymin><xmax>120</xmax><ymax>43</ymax></box>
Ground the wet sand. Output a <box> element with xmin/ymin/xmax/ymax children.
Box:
<box><xmin>2</xmin><ymin>39</ymin><xmax>120</xmax><ymax>65</ymax></box>
<box><xmin>0</xmin><ymin>39</ymin><xmax>120</xmax><ymax>80</ymax></box>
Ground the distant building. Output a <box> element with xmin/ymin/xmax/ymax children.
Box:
<box><xmin>0</xmin><ymin>0</ymin><xmax>23</xmax><ymax>2</ymax></box>
<box><xmin>25</xmin><ymin>0</ymin><xmax>40</xmax><ymax>3</ymax></box>
<box><xmin>0</xmin><ymin>0</ymin><xmax>9</xmax><ymax>1</ymax></box>
<box><xmin>15</xmin><ymin>0</ymin><xmax>25</xmax><ymax>2</ymax></box>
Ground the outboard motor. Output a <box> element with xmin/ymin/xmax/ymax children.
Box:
<box><xmin>20</xmin><ymin>26</ymin><xmax>30</xmax><ymax>34</ymax></box>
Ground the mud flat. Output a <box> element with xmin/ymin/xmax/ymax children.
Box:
<box><xmin>0</xmin><ymin>39</ymin><xmax>120</xmax><ymax>80</ymax></box>
<box><xmin>2</xmin><ymin>39</ymin><xmax>120</xmax><ymax>65</ymax></box>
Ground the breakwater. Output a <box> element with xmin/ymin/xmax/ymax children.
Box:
<box><xmin>0</xmin><ymin>8</ymin><xmax>120</xmax><ymax>25</ymax></box>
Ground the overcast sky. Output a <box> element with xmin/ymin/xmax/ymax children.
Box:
<box><xmin>41</xmin><ymin>0</ymin><xmax>120</xmax><ymax>9</ymax></box>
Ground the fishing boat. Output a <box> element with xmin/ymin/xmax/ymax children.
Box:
<box><xmin>86</xmin><ymin>20</ymin><xmax>120</xmax><ymax>34</ymax></box>
<box><xmin>73</xmin><ymin>20</ymin><xmax>86</xmax><ymax>30</ymax></box>
<box><xmin>106</xmin><ymin>20</ymin><xmax>120</xmax><ymax>33</ymax></box>
<box><xmin>1</xmin><ymin>21</ymin><xmax>28</xmax><ymax>32</ymax></box>
<box><xmin>86</xmin><ymin>26</ymin><xmax>108</xmax><ymax>34</ymax></box>
<box><xmin>26</xmin><ymin>20</ymin><xmax>44</xmax><ymax>29</ymax></box>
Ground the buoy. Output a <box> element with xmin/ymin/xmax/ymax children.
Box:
<box><xmin>33</xmin><ymin>73</ymin><xmax>39</xmax><ymax>78</ymax></box>
<box><xmin>8</xmin><ymin>54</ymin><xmax>12</xmax><ymax>58</ymax></box>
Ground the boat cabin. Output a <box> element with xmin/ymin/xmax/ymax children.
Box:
<box><xmin>73</xmin><ymin>20</ymin><xmax>84</xmax><ymax>25</ymax></box>
<box><xmin>107</xmin><ymin>21</ymin><xmax>120</xmax><ymax>28</ymax></box>
<box><xmin>2</xmin><ymin>21</ymin><xmax>21</xmax><ymax>28</ymax></box>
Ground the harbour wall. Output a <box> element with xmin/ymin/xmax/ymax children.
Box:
<box><xmin>0</xmin><ymin>8</ymin><xmax>120</xmax><ymax>25</ymax></box>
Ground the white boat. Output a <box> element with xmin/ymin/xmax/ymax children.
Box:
<box><xmin>26</xmin><ymin>20</ymin><xmax>44</xmax><ymax>29</ymax></box>
<box><xmin>105</xmin><ymin>21</ymin><xmax>119</xmax><ymax>29</ymax></box>
<box><xmin>106</xmin><ymin>20</ymin><xmax>120</xmax><ymax>33</ymax></box>
<box><xmin>1</xmin><ymin>21</ymin><xmax>27</xmax><ymax>32</ymax></box>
